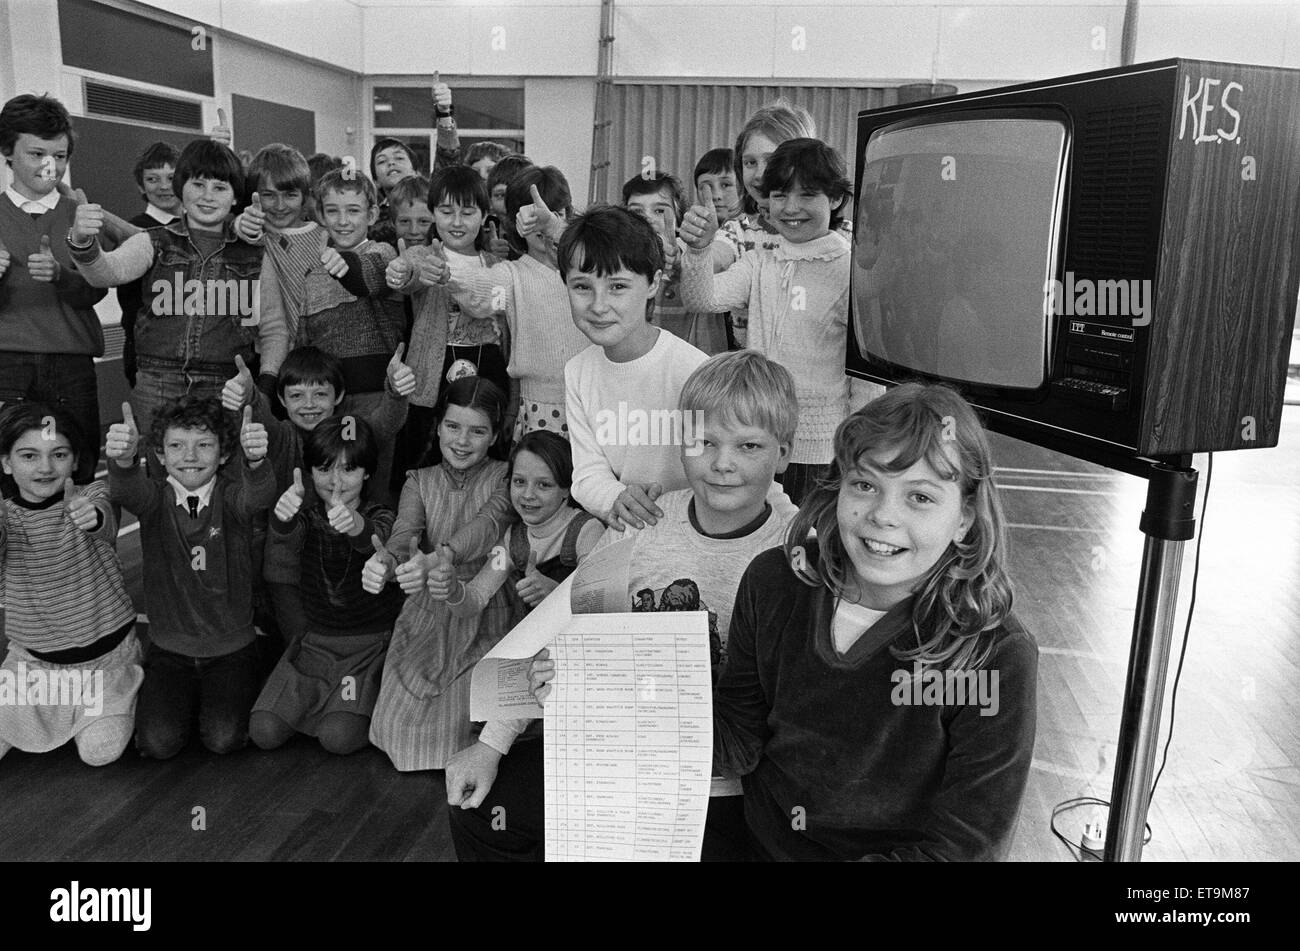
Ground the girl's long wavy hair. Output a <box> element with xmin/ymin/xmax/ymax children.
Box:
<box><xmin>783</xmin><ymin>382</ymin><xmax>1013</xmax><ymax>671</ymax></box>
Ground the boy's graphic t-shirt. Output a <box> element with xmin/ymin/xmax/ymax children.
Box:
<box><xmin>597</xmin><ymin>488</ymin><xmax>797</xmax><ymax>796</ymax></box>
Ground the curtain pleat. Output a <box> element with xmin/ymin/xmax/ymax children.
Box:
<box><xmin>601</xmin><ymin>84</ymin><xmax>896</xmax><ymax>204</ymax></box>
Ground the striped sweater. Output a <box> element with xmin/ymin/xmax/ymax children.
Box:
<box><xmin>0</xmin><ymin>482</ymin><xmax>135</xmax><ymax>653</ymax></box>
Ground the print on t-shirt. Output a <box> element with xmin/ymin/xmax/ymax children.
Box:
<box><xmin>631</xmin><ymin>578</ymin><xmax>722</xmax><ymax>675</ymax></box>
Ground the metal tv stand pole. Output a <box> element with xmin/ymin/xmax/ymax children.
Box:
<box><xmin>1104</xmin><ymin>461</ymin><xmax>1199</xmax><ymax>861</ymax></box>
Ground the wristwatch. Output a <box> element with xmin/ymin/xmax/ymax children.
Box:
<box><xmin>66</xmin><ymin>227</ymin><xmax>93</xmax><ymax>250</ymax></box>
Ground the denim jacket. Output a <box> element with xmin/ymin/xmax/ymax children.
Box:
<box><xmin>135</xmin><ymin>219</ymin><xmax>262</xmax><ymax>371</ymax></box>
<box><xmin>73</xmin><ymin>217</ymin><xmax>263</xmax><ymax>373</ymax></box>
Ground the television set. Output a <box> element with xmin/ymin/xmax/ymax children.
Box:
<box><xmin>846</xmin><ymin>58</ymin><xmax>1300</xmax><ymax>472</ymax></box>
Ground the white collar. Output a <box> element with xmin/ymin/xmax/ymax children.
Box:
<box><xmin>167</xmin><ymin>475</ymin><xmax>218</xmax><ymax>514</ymax></box>
<box><xmin>5</xmin><ymin>186</ymin><xmax>60</xmax><ymax>213</ymax></box>
<box><xmin>145</xmin><ymin>203</ymin><xmax>180</xmax><ymax>224</ymax></box>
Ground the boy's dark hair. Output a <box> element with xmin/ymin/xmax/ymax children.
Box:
<box><xmin>369</xmin><ymin>136</ymin><xmax>417</xmax><ymax>184</ymax></box>
<box><xmin>315</xmin><ymin>167</ymin><xmax>378</xmax><ymax>209</ymax></box>
<box><xmin>433</xmin><ymin>376</ymin><xmax>509</xmax><ymax>461</ymax></box>
<box><xmin>505</xmin><ymin>166</ymin><xmax>571</xmax><ymax>254</ymax></box>
<box><xmin>304</xmin><ymin>414</ymin><xmax>379</xmax><ymax>476</ymax></box>
<box><xmin>0</xmin><ymin>94</ymin><xmax>76</xmax><ymax>159</ymax></box>
<box><xmin>0</xmin><ymin>402</ymin><xmax>84</xmax><ymax>460</ymax></box>
<box><xmin>279</xmin><ymin>346</ymin><xmax>346</xmax><ymax>399</ymax></box>
<box><xmin>173</xmin><ymin>139</ymin><xmax>244</xmax><ymax>199</ymax></box>
<box><xmin>247</xmin><ymin>143</ymin><xmax>311</xmax><ymax>195</ymax></box>
<box><xmin>693</xmin><ymin>147</ymin><xmax>734</xmax><ymax>184</ymax></box>
<box><xmin>486</xmin><ymin>153</ymin><xmax>533</xmax><ymax>196</ymax></box>
<box><xmin>621</xmin><ymin>171</ymin><xmax>686</xmax><ymax>222</ymax></box>
<box><xmin>557</xmin><ymin>203</ymin><xmax>663</xmax><ymax>284</ymax></box>
<box><xmin>133</xmin><ymin>141</ymin><xmax>180</xmax><ymax>190</ymax></box>
<box><xmin>759</xmin><ymin>137</ymin><xmax>852</xmax><ymax>230</ymax></box>
<box><xmin>465</xmin><ymin>141</ymin><xmax>509</xmax><ymax>167</ymax></box>
<box><xmin>307</xmin><ymin>152</ymin><xmax>342</xmax><ymax>187</ymax></box>
<box><xmin>508</xmin><ymin>430</ymin><xmax>579</xmax><ymax>508</ymax></box>
<box><xmin>388</xmin><ymin>174</ymin><xmax>431</xmax><ymax>219</ymax></box>
<box><xmin>150</xmin><ymin>395</ymin><xmax>237</xmax><ymax>457</ymax></box>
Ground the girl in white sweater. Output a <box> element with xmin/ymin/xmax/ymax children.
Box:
<box><xmin>680</xmin><ymin>138</ymin><xmax>879</xmax><ymax>504</ymax></box>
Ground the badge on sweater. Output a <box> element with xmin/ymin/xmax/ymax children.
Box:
<box><xmin>446</xmin><ymin>358</ymin><xmax>478</xmax><ymax>383</ymax></box>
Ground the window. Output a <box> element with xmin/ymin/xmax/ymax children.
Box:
<box><xmin>372</xmin><ymin>84</ymin><xmax>524</xmax><ymax>174</ymax></box>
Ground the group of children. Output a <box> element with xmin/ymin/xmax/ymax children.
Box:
<box><xmin>0</xmin><ymin>86</ymin><xmax>1038</xmax><ymax>861</ymax></box>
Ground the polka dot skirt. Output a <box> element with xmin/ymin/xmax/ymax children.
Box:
<box><xmin>514</xmin><ymin>396</ymin><xmax>569</xmax><ymax>442</ymax></box>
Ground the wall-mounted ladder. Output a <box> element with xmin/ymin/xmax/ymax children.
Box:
<box><xmin>588</xmin><ymin>0</ymin><xmax>615</xmax><ymax>205</ymax></box>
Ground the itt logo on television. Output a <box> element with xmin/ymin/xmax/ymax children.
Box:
<box><xmin>1178</xmin><ymin>76</ymin><xmax>1243</xmax><ymax>144</ymax></box>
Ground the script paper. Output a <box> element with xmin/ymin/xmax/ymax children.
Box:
<box><xmin>543</xmin><ymin>611</ymin><xmax>712</xmax><ymax>862</ymax></box>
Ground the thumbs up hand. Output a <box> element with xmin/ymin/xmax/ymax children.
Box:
<box><xmin>414</xmin><ymin>240</ymin><xmax>449</xmax><ymax>287</ymax></box>
<box><xmin>64</xmin><ymin>478</ymin><xmax>98</xmax><ymax>532</ymax></box>
<box><xmin>425</xmin><ymin>543</ymin><xmax>458</xmax><ymax>601</ymax></box>
<box><xmin>326</xmin><ymin>481</ymin><xmax>363</xmax><ymax>536</ymax></box>
<box><xmin>320</xmin><ymin>246</ymin><xmax>349</xmax><ymax>278</ymax></box>
<box><xmin>386</xmin><ymin>343</ymin><xmax>416</xmax><ymax>397</ymax></box>
<box><xmin>236</xmin><ymin>193</ymin><xmax>265</xmax><ymax>242</ymax></box>
<box><xmin>275</xmin><ymin>467</ymin><xmax>306</xmax><ymax>522</ymax></box>
<box><xmin>386</xmin><ymin>253</ymin><xmax>413</xmax><ymax>289</ymax></box>
<box><xmin>105</xmin><ymin>402</ymin><xmax>140</xmax><ymax>465</ymax></box>
<box><xmin>0</xmin><ymin>237</ymin><xmax>10</xmax><ymax>280</ymax></box>
<box><xmin>432</xmin><ymin>71</ymin><xmax>453</xmax><ymax>112</ymax></box>
<box><xmin>680</xmin><ymin>182</ymin><xmax>720</xmax><ymax>251</ymax></box>
<box><xmin>516</xmin><ymin>184</ymin><xmax>559</xmax><ymax>242</ymax></box>
<box><xmin>69</xmin><ymin>198</ymin><xmax>106</xmax><ymax>248</ymax></box>
<box><xmin>362</xmin><ymin>533</ymin><xmax>397</xmax><ymax>594</ymax></box>
<box><xmin>485</xmin><ymin>220</ymin><xmax>510</xmax><ymax>258</ymax></box>
<box><xmin>27</xmin><ymin>235</ymin><xmax>60</xmax><ymax>282</ymax></box>
<box><xmin>210</xmin><ymin>107</ymin><xmax>232</xmax><ymax>145</ymax></box>
<box><xmin>395</xmin><ymin>536</ymin><xmax>430</xmax><ymax>595</ymax></box>
<box><xmin>240</xmin><ymin>405</ymin><xmax>268</xmax><ymax>463</ymax></box>
<box><xmin>515</xmin><ymin>549</ymin><xmax>557</xmax><ymax>607</ymax></box>
<box><xmin>221</xmin><ymin>354</ymin><xmax>255</xmax><ymax>412</ymax></box>
<box><xmin>658</xmin><ymin>203</ymin><xmax>680</xmax><ymax>267</ymax></box>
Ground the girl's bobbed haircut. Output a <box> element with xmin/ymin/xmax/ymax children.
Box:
<box><xmin>783</xmin><ymin>382</ymin><xmax>1013</xmax><ymax>672</ymax></box>
<box><xmin>0</xmin><ymin>402</ymin><xmax>84</xmax><ymax>458</ymax></box>
<box><xmin>428</xmin><ymin>164</ymin><xmax>490</xmax><ymax>251</ymax></box>
<box><xmin>304</xmin><ymin>413</ymin><xmax>378</xmax><ymax>476</ymax></box>
<box><xmin>556</xmin><ymin>203</ymin><xmax>663</xmax><ymax>284</ymax></box>
<box><xmin>508</xmin><ymin>430</ymin><xmax>580</xmax><ymax>509</ymax></box>
<box><xmin>433</xmin><ymin>376</ymin><xmax>510</xmax><ymax>461</ymax></box>
<box><xmin>760</xmin><ymin>137</ymin><xmax>852</xmax><ymax>231</ymax></box>
<box><xmin>733</xmin><ymin>99</ymin><xmax>816</xmax><ymax>216</ymax></box>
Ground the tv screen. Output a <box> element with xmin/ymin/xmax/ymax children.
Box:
<box><xmin>851</xmin><ymin>115</ymin><xmax>1069</xmax><ymax>389</ymax></box>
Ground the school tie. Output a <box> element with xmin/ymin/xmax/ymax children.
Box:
<box><xmin>187</xmin><ymin>496</ymin><xmax>200</xmax><ymax>519</ymax></box>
